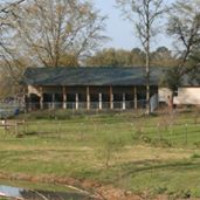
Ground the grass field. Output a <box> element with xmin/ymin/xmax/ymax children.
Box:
<box><xmin>0</xmin><ymin>110</ymin><xmax>200</xmax><ymax>199</ymax></box>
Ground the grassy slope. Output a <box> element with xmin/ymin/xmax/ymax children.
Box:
<box><xmin>0</xmin><ymin>110</ymin><xmax>200</xmax><ymax>198</ymax></box>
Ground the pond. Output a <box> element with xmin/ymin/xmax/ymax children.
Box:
<box><xmin>0</xmin><ymin>182</ymin><xmax>93</xmax><ymax>200</ymax></box>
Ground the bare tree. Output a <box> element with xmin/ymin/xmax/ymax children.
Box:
<box><xmin>165</xmin><ymin>0</ymin><xmax>200</xmax><ymax>94</ymax></box>
<box><xmin>0</xmin><ymin>0</ymin><xmax>27</xmax><ymax>95</ymax></box>
<box><xmin>0</xmin><ymin>1</ymin><xmax>27</xmax><ymax>99</ymax></box>
<box><xmin>0</xmin><ymin>0</ymin><xmax>26</xmax><ymax>14</ymax></box>
<box><xmin>7</xmin><ymin>0</ymin><xmax>107</xmax><ymax>68</ymax></box>
<box><xmin>116</xmin><ymin>0</ymin><xmax>167</xmax><ymax>114</ymax></box>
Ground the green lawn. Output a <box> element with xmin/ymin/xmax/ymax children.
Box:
<box><xmin>0</xmin><ymin>110</ymin><xmax>200</xmax><ymax>199</ymax></box>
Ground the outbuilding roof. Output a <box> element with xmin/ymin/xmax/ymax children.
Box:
<box><xmin>23</xmin><ymin>67</ymin><xmax>164</xmax><ymax>86</ymax></box>
<box><xmin>23</xmin><ymin>66</ymin><xmax>199</xmax><ymax>87</ymax></box>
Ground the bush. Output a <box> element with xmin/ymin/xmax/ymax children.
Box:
<box><xmin>191</xmin><ymin>153</ymin><xmax>200</xmax><ymax>159</ymax></box>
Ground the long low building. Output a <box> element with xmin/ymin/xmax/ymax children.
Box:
<box><xmin>22</xmin><ymin>67</ymin><xmax>200</xmax><ymax>110</ymax></box>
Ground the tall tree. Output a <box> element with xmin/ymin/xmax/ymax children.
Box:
<box><xmin>5</xmin><ymin>0</ymin><xmax>107</xmax><ymax>68</ymax></box>
<box><xmin>0</xmin><ymin>0</ymin><xmax>28</xmax><ymax>86</ymax></box>
<box><xmin>166</xmin><ymin>0</ymin><xmax>200</xmax><ymax>93</ymax></box>
<box><xmin>116</xmin><ymin>0</ymin><xmax>167</xmax><ymax>114</ymax></box>
<box><xmin>0</xmin><ymin>1</ymin><xmax>28</xmax><ymax>98</ymax></box>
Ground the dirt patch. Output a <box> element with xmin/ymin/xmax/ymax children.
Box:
<box><xmin>0</xmin><ymin>172</ymin><xmax>142</xmax><ymax>200</ymax></box>
<box><xmin>0</xmin><ymin>172</ymin><xmax>198</xmax><ymax>200</ymax></box>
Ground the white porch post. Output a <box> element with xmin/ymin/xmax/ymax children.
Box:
<box><xmin>63</xmin><ymin>87</ymin><xmax>67</xmax><ymax>109</ymax></box>
<box><xmin>110</xmin><ymin>86</ymin><xmax>114</xmax><ymax>110</ymax></box>
<box><xmin>40</xmin><ymin>87</ymin><xmax>43</xmax><ymax>109</ymax></box>
<box><xmin>122</xmin><ymin>93</ymin><xmax>126</xmax><ymax>110</ymax></box>
<box><xmin>75</xmin><ymin>93</ymin><xmax>79</xmax><ymax>110</ymax></box>
<box><xmin>99</xmin><ymin>93</ymin><xmax>102</xmax><ymax>110</ymax></box>
<box><xmin>52</xmin><ymin>93</ymin><xmax>55</xmax><ymax>109</ymax></box>
<box><xmin>134</xmin><ymin>86</ymin><xmax>138</xmax><ymax>109</ymax></box>
<box><xmin>86</xmin><ymin>86</ymin><xmax>90</xmax><ymax>110</ymax></box>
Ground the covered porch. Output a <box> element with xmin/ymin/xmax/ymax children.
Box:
<box><xmin>27</xmin><ymin>85</ymin><xmax>158</xmax><ymax>111</ymax></box>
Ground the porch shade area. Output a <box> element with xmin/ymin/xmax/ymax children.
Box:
<box><xmin>27</xmin><ymin>85</ymin><xmax>158</xmax><ymax>110</ymax></box>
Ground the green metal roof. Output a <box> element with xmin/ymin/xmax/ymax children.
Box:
<box><xmin>22</xmin><ymin>67</ymin><xmax>199</xmax><ymax>87</ymax></box>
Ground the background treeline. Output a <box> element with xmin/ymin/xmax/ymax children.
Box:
<box><xmin>85</xmin><ymin>46</ymin><xmax>179</xmax><ymax>67</ymax></box>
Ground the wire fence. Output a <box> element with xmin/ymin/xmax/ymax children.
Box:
<box><xmin>0</xmin><ymin>107</ymin><xmax>199</xmax><ymax>148</ymax></box>
<box><xmin>0</xmin><ymin>100</ymin><xmax>199</xmax><ymax>146</ymax></box>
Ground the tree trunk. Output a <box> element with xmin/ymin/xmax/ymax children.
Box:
<box><xmin>145</xmin><ymin>2</ymin><xmax>151</xmax><ymax>115</ymax></box>
<box><xmin>146</xmin><ymin>46</ymin><xmax>150</xmax><ymax>115</ymax></box>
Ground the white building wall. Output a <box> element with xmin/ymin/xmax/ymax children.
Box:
<box><xmin>174</xmin><ymin>88</ymin><xmax>200</xmax><ymax>105</ymax></box>
<box><xmin>159</xmin><ymin>87</ymin><xmax>200</xmax><ymax>105</ymax></box>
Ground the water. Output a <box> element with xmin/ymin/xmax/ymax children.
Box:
<box><xmin>0</xmin><ymin>184</ymin><xmax>93</xmax><ymax>200</ymax></box>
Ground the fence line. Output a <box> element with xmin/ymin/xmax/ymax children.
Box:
<box><xmin>0</xmin><ymin>113</ymin><xmax>199</xmax><ymax>147</ymax></box>
<box><xmin>15</xmin><ymin>120</ymin><xmax>200</xmax><ymax>128</ymax></box>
